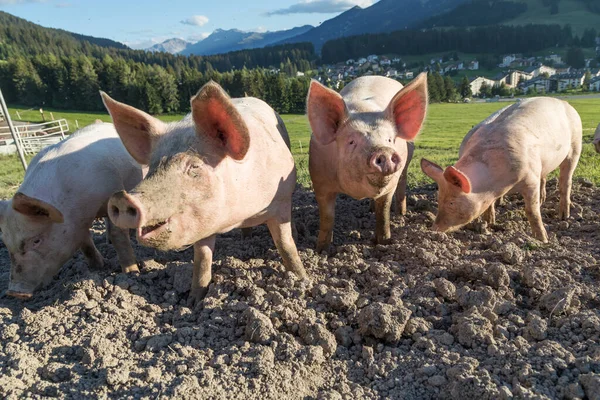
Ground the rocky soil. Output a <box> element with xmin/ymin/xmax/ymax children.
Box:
<box><xmin>1</xmin><ymin>178</ymin><xmax>600</xmax><ymax>399</ymax></box>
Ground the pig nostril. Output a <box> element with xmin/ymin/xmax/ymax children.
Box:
<box><xmin>126</xmin><ymin>207</ymin><xmax>137</xmax><ymax>218</ymax></box>
<box><xmin>376</xmin><ymin>156</ymin><xmax>384</xmax><ymax>165</ymax></box>
<box><xmin>111</xmin><ymin>205</ymin><xmax>119</xmax><ymax>216</ymax></box>
<box><xmin>391</xmin><ymin>154</ymin><xmax>400</xmax><ymax>164</ymax></box>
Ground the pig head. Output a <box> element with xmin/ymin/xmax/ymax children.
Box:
<box><xmin>307</xmin><ymin>73</ymin><xmax>428</xmax><ymax>251</ymax></box>
<box><xmin>0</xmin><ymin>194</ymin><xmax>70</xmax><ymax>298</ymax></box>
<box><xmin>103</xmin><ymin>81</ymin><xmax>307</xmax><ymax>303</ymax></box>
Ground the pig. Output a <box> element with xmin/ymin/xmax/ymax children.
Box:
<box><xmin>0</xmin><ymin>123</ymin><xmax>143</xmax><ymax>299</ymax></box>
<box><xmin>593</xmin><ymin>123</ymin><xmax>600</xmax><ymax>153</ymax></box>
<box><xmin>421</xmin><ymin>97</ymin><xmax>582</xmax><ymax>243</ymax></box>
<box><xmin>307</xmin><ymin>74</ymin><xmax>427</xmax><ymax>252</ymax></box>
<box><xmin>102</xmin><ymin>81</ymin><xmax>308</xmax><ymax>304</ymax></box>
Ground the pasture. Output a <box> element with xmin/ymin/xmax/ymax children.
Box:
<box><xmin>2</xmin><ymin>98</ymin><xmax>600</xmax><ymax>199</ymax></box>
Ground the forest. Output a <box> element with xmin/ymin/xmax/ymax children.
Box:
<box><xmin>321</xmin><ymin>24</ymin><xmax>597</xmax><ymax>64</ymax></box>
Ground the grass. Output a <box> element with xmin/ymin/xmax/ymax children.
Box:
<box><xmin>2</xmin><ymin>98</ymin><xmax>600</xmax><ymax>198</ymax></box>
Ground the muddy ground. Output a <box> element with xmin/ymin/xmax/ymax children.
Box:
<box><xmin>1</xmin><ymin>179</ymin><xmax>600</xmax><ymax>399</ymax></box>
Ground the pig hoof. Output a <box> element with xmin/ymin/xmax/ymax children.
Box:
<box><xmin>189</xmin><ymin>287</ymin><xmax>209</xmax><ymax>306</ymax></box>
<box><xmin>122</xmin><ymin>264</ymin><xmax>140</xmax><ymax>274</ymax></box>
<box><xmin>316</xmin><ymin>243</ymin><xmax>330</xmax><ymax>254</ymax></box>
<box><xmin>89</xmin><ymin>258</ymin><xmax>105</xmax><ymax>270</ymax></box>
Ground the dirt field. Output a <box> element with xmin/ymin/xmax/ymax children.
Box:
<box><xmin>1</xmin><ymin>179</ymin><xmax>600</xmax><ymax>399</ymax></box>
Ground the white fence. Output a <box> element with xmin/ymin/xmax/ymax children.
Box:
<box><xmin>0</xmin><ymin>119</ymin><xmax>68</xmax><ymax>155</ymax></box>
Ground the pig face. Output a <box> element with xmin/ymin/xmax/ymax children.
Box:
<box><xmin>307</xmin><ymin>74</ymin><xmax>427</xmax><ymax>198</ymax></box>
<box><xmin>0</xmin><ymin>194</ymin><xmax>70</xmax><ymax>298</ymax></box>
<box><xmin>103</xmin><ymin>82</ymin><xmax>250</xmax><ymax>251</ymax></box>
<box><xmin>420</xmin><ymin>159</ymin><xmax>488</xmax><ymax>232</ymax></box>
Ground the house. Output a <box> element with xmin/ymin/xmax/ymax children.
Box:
<box><xmin>469</xmin><ymin>77</ymin><xmax>497</xmax><ymax>96</ymax></box>
<box><xmin>296</xmin><ymin>71</ymin><xmax>305</xmax><ymax>77</ymax></box>
<box><xmin>457</xmin><ymin>62</ymin><xmax>464</xmax><ymax>70</ymax></box>
<box><xmin>504</xmin><ymin>70</ymin><xmax>533</xmax><ymax>88</ymax></box>
<box><xmin>386</xmin><ymin>69</ymin><xmax>398</xmax><ymax>77</ymax></box>
<box><xmin>367</xmin><ymin>55</ymin><xmax>379</xmax><ymax>62</ymax></box>
<box><xmin>380</xmin><ymin>58</ymin><xmax>391</xmax><ymax>66</ymax></box>
<box><xmin>346</xmin><ymin>59</ymin><xmax>355</xmax><ymax>65</ymax></box>
<box><xmin>545</xmin><ymin>54</ymin><xmax>562</xmax><ymax>64</ymax></box>
<box><xmin>468</xmin><ymin>60</ymin><xmax>479</xmax><ymax>70</ymax></box>
<box><xmin>521</xmin><ymin>77</ymin><xmax>552</xmax><ymax>94</ymax></box>
<box><xmin>404</xmin><ymin>71</ymin><xmax>414</xmax><ymax>79</ymax></box>
<box><xmin>555</xmin><ymin>72</ymin><xmax>586</xmax><ymax>91</ymax></box>
<box><xmin>392</xmin><ymin>57</ymin><xmax>401</xmax><ymax>64</ymax></box>
<box><xmin>500</xmin><ymin>54</ymin><xmax>518</xmax><ymax>67</ymax></box>
<box><xmin>590</xmin><ymin>76</ymin><xmax>600</xmax><ymax>91</ymax></box>
<box><xmin>527</xmin><ymin>65</ymin><xmax>556</xmax><ymax>78</ymax></box>
<box><xmin>357</xmin><ymin>57</ymin><xmax>367</xmax><ymax>65</ymax></box>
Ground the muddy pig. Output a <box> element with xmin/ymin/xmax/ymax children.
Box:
<box><xmin>593</xmin><ymin>123</ymin><xmax>600</xmax><ymax>153</ymax></box>
<box><xmin>421</xmin><ymin>97</ymin><xmax>582</xmax><ymax>243</ymax></box>
<box><xmin>0</xmin><ymin>123</ymin><xmax>143</xmax><ymax>299</ymax></box>
<box><xmin>103</xmin><ymin>82</ymin><xmax>308</xmax><ymax>303</ymax></box>
<box><xmin>307</xmin><ymin>74</ymin><xmax>427</xmax><ymax>252</ymax></box>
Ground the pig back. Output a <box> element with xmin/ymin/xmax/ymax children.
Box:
<box><xmin>18</xmin><ymin>123</ymin><xmax>143</xmax><ymax>222</ymax></box>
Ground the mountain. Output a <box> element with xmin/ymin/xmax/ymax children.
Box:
<box><xmin>0</xmin><ymin>11</ymin><xmax>128</xmax><ymax>52</ymax></box>
<box><xmin>279</xmin><ymin>0</ymin><xmax>470</xmax><ymax>52</ymax></box>
<box><xmin>180</xmin><ymin>25</ymin><xmax>313</xmax><ymax>56</ymax></box>
<box><xmin>146</xmin><ymin>38</ymin><xmax>191</xmax><ymax>54</ymax></box>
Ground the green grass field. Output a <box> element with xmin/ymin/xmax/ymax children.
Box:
<box><xmin>2</xmin><ymin>98</ymin><xmax>600</xmax><ymax>198</ymax></box>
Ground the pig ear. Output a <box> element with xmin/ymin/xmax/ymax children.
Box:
<box><xmin>191</xmin><ymin>81</ymin><xmax>250</xmax><ymax>161</ymax></box>
<box><xmin>420</xmin><ymin>158</ymin><xmax>444</xmax><ymax>182</ymax></box>
<box><xmin>100</xmin><ymin>91</ymin><xmax>166</xmax><ymax>165</ymax></box>
<box><xmin>12</xmin><ymin>193</ymin><xmax>64</xmax><ymax>223</ymax></box>
<box><xmin>307</xmin><ymin>80</ymin><xmax>347</xmax><ymax>145</ymax></box>
<box><xmin>386</xmin><ymin>72</ymin><xmax>428</xmax><ymax>141</ymax></box>
<box><xmin>443</xmin><ymin>166</ymin><xmax>472</xmax><ymax>194</ymax></box>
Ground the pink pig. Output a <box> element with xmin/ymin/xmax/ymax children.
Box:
<box><xmin>593</xmin><ymin>123</ymin><xmax>600</xmax><ymax>153</ymax></box>
<box><xmin>421</xmin><ymin>97</ymin><xmax>582</xmax><ymax>243</ymax></box>
<box><xmin>102</xmin><ymin>81</ymin><xmax>308</xmax><ymax>303</ymax></box>
<box><xmin>307</xmin><ymin>74</ymin><xmax>427</xmax><ymax>252</ymax></box>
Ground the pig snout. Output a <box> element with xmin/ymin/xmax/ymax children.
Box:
<box><xmin>108</xmin><ymin>191</ymin><xmax>144</xmax><ymax>229</ymax></box>
<box><xmin>369</xmin><ymin>148</ymin><xmax>401</xmax><ymax>176</ymax></box>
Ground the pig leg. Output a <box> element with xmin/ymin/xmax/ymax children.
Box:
<box><xmin>315</xmin><ymin>191</ymin><xmax>337</xmax><ymax>253</ymax></box>
<box><xmin>394</xmin><ymin>167</ymin><xmax>409</xmax><ymax>216</ymax></box>
<box><xmin>540</xmin><ymin>177</ymin><xmax>547</xmax><ymax>205</ymax></box>
<box><xmin>190</xmin><ymin>235</ymin><xmax>216</xmax><ymax>304</ymax></box>
<box><xmin>106</xmin><ymin>218</ymin><xmax>139</xmax><ymax>273</ymax></box>
<box><xmin>482</xmin><ymin>202</ymin><xmax>496</xmax><ymax>225</ymax></box>
<box><xmin>374</xmin><ymin>192</ymin><xmax>394</xmax><ymax>244</ymax></box>
<box><xmin>81</xmin><ymin>232</ymin><xmax>104</xmax><ymax>269</ymax></box>
<box><xmin>522</xmin><ymin>181</ymin><xmax>548</xmax><ymax>243</ymax></box>
<box><xmin>267</xmin><ymin>215</ymin><xmax>308</xmax><ymax>279</ymax></box>
<box><xmin>558</xmin><ymin>157</ymin><xmax>577</xmax><ymax>220</ymax></box>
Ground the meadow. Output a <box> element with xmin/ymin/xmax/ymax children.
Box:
<box><xmin>1</xmin><ymin>98</ymin><xmax>599</xmax><ymax>199</ymax></box>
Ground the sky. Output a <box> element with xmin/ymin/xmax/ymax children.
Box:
<box><xmin>0</xmin><ymin>0</ymin><xmax>376</xmax><ymax>49</ymax></box>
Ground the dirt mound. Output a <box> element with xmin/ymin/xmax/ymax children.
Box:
<box><xmin>1</xmin><ymin>178</ymin><xmax>600</xmax><ymax>399</ymax></box>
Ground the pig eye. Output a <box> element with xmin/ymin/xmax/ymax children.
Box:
<box><xmin>349</xmin><ymin>140</ymin><xmax>355</xmax><ymax>146</ymax></box>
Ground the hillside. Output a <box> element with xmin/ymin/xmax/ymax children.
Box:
<box><xmin>180</xmin><ymin>25</ymin><xmax>313</xmax><ymax>56</ymax></box>
<box><xmin>280</xmin><ymin>0</ymin><xmax>470</xmax><ymax>52</ymax></box>
<box><xmin>0</xmin><ymin>11</ymin><xmax>128</xmax><ymax>57</ymax></box>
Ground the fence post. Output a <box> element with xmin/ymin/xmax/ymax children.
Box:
<box><xmin>75</xmin><ymin>120</ymin><xmax>79</xmax><ymax>129</ymax></box>
<box><xmin>59</xmin><ymin>120</ymin><xmax>65</xmax><ymax>140</ymax></box>
<box><xmin>0</xmin><ymin>88</ymin><xmax>27</xmax><ymax>170</ymax></box>
<box><xmin>16</xmin><ymin>111</ymin><xmax>21</xmax><ymax>120</ymax></box>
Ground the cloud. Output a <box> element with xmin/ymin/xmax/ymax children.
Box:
<box><xmin>180</xmin><ymin>15</ymin><xmax>209</xmax><ymax>27</ymax></box>
<box><xmin>187</xmin><ymin>32</ymin><xmax>211</xmax><ymax>42</ymax></box>
<box><xmin>0</xmin><ymin>0</ymin><xmax>44</xmax><ymax>4</ymax></box>
<box><xmin>267</xmin><ymin>0</ymin><xmax>373</xmax><ymax>16</ymax></box>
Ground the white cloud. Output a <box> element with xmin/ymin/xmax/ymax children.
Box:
<box><xmin>267</xmin><ymin>0</ymin><xmax>373</xmax><ymax>16</ymax></box>
<box><xmin>254</xmin><ymin>26</ymin><xmax>267</xmax><ymax>33</ymax></box>
<box><xmin>180</xmin><ymin>15</ymin><xmax>209</xmax><ymax>27</ymax></box>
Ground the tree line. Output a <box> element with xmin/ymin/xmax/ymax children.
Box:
<box><xmin>321</xmin><ymin>24</ymin><xmax>596</xmax><ymax>64</ymax></box>
<box><xmin>0</xmin><ymin>54</ymin><xmax>312</xmax><ymax>114</ymax></box>
<box><xmin>0</xmin><ymin>11</ymin><xmax>317</xmax><ymax>74</ymax></box>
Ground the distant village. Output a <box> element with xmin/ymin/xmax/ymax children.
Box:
<box><xmin>313</xmin><ymin>38</ymin><xmax>600</xmax><ymax>98</ymax></box>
